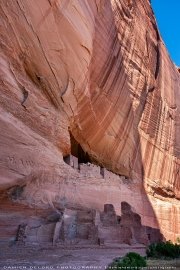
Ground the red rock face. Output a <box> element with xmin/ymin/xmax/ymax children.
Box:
<box><xmin>0</xmin><ymin>0</ymin><xmax>179</xmax><ymax>243</ymax></box>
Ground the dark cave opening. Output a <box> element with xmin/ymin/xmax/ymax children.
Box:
<box><xmin>64</xmin><ymin>132</ymin><xmax>91</xmax><ymax>164</ymax></box>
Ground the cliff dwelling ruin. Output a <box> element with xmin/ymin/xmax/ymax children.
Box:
<box><xmin>0</xmin><ymin>0</ymin><xmax>179</xmax><ymax>267</ymax></box>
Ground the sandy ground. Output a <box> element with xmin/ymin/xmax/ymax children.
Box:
<box><xmin>0</xmin><ymin>244</ymin><xmax>146</xmax><ymax>269</ymax></box>
<box><xmin>0</xmin><ymin>245</ymin><xmax>179</xmax><ymax>270</ymax></box>
<box><xmin>147</xmin><ymin>258</ymin><xmax>180</xmax><ymax>268</ymax></box>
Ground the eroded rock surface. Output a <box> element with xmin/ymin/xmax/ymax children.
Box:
<box><xmin>0</xmin><ymin>0</ymin><xmax>179</xmax><ymax>243</ymax></box>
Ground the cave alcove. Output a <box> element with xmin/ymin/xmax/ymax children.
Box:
<box><xmin>63</xmin><ymin>132</ymin><xmax>91</xmax><ymax>164</ymax></box>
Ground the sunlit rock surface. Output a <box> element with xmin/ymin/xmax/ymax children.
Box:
<box><xmin>0</xmin><ymin>0</ymin><xmax>179</xmax><ymax>243</ymax></box>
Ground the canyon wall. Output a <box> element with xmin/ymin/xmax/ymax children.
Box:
<box><xmin>0</xmin><ymin>0</ymin><xmax>179</xmax><ymax>243</ymax></box>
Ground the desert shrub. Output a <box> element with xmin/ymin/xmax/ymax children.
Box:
<box><xmin>146</xmin><ymin>241</ymin><xmax>180</xmax><ymax>259</ymax></box>
<box><xmin>108</xmin><ymin>252</ymin><xmax>147</xmax><ymax>269</ymax></box>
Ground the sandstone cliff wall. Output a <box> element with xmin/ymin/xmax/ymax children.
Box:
<box><xmin>0</xmin><ymin>0</ymin><xmax>179</xmax><ymax>242</ymax></box>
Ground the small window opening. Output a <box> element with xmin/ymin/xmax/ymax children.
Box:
<box><xmin>117</xmin><ymin>216</ymin><xmax>121</xmax><ymax>224</ymax></box>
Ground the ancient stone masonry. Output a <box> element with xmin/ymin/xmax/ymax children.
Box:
<box><xmin>16</xmin><ymin>223</ymin><xmax>27</xmax><ymax>245</ymax></box>
<box><xmin>64</xmin><ymin>154</ymin><xmax>126</xmax><ymax>181</ymax></box>
<box><xmin>98</xmin><ymin>203</ymin><xmax>163</xmax><ymax>246</ymax></box>
<box><xmin>63</xmin><ymin>155</ymin><xmax>79</xmax><ymax>170</ymax></box>
<box><xmin>0</xmin><ymin>0</ymin><xmax>180</xmax><ymax>243</ymax></box>
<box><xmin>144</xmin><ymin>226</ymin><xmax>164</xmax><ymax>244</ymax></box>
<box><xmin>11</xmin><ymin>202</ymin><xmax>162</xmax><ymax>247</ymax></box>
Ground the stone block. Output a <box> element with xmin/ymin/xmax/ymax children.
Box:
<box><xmin>53</xmin><ymin>220</ymin><xmax>63</xmax><ymax>245</ymax></box>
<box><xmin>121</xmin><ymin>212</ymin><xmax>142</xmax><ymax>228</ymax></box>
<box><xmin>120</xmin><ymin>226</ymin><xmax>133</xmax><ymax>245</ymax></box>
<box><xmin>79</xmin><ymin>163</ymin><xmax>101</xmax><ymax>177</ymax></box>
<box><xmin>76</xmin><ymin>224</ymin><xmax>89</xmax><ymax>239</ymax></box>
<box><xmin>121</xmin><ymin>201</ymin><xmax>132</xmax><ymax>214</ymax></box>
<box><xmin>63</xmin><ymin>155</ymin><xmax>78</xmax><ymax>169</ymax></box>
<box><xmin>26</xmin><ymin>227</ymin><xmax>38</xmax><ymax>243</ymax></box>
<box><xmin>133</xmin><ymin>226</ymin><xmax>149</xmax><ymax>245</ymax></box>
<box><xmin>64</xmin><ymin>155</ymin><xmax>74</xmax><ymax>167</ymax></box>
<box><xmin>133</xmin><ymin>213</ymin><xmax>142</xmax><ymax>227</ymax></box>
<box><xmin>101</xmin><ymin>204</ymin><xmax>118</xmax><ymax>226</ymax></box>
<box><xmin>16</xmin><ymin>223</ymin><xmax>27</xmax><ymax>243</ymax></box>
<box><xmin>101</xmin><ymin>168</ymin><xmax>119</xmax><ymax>181</ymax></box>
<box><xmin>37</xmin><ymin>223</ymin><xmax>56</xmax><ymax>243</ymax></box>
<box><xmin>121</xmin><ymin>213</ymin><xmax>133</xmax><ymax>226</ymax></box>
<box><xmin>77</xmin><ymin>210</ymin><xmax>95</xmax><ymax>223</ymax></box>
<box><xmin>144</xmin><ymin>226</ymin><xmax>163</xmax><ymax>243</ymax></box>
<box><xmin>88</xmin><ymin>225</ymin><xmax>98</xmax><ymax>243</ymax></box>
<box><xmin>98</xmin><ymin>226</ymin><xmax>121</xmax><ymax>243</ymax></box>
<box><xmin>94</xmin><ymin>211</ymin><xmax>101</xmax><ymax>226</ymax></box>
<box><xmin>63</xmin><ymin>209</ymin><xmax>77</xmax><ymax>240</ymax></box>
<box><xmin>104</xmin><ymin>204</ymin><xmax>115</xmax><ymax>213</ymax></box>
<box><xmin>72</xmin><ymin>155</ymin><xmax>79</xmax><ymax>169</ymax></box>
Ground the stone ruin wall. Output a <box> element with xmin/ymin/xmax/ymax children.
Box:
<box><xmin>64</xmin><ymin>154</ymin><xmax>126</xmax><ymax>181</ymax></box>
<box><xmin>3</xmin><ymin>200</ymin><xmax>163</xmax><ymax>247</ymax></box>
<box><xmin>0</xmin><ymin>156</ymin><xmax>172</xmax><ymax>245</ymax></box>
<box><xmin>0</xmin><ymin>0</ymin><xmax>179</xmax><ymax>244</ymax></box>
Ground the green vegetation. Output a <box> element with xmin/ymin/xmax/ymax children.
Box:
<box><xmin>109</xmin><ymin>241</ymin><xmax>180</xmax><ymax>269</ymax></box>
<box><xmin>108</xmin><ymin>252</ymin><xmax>147</xmax><ymax>270</ymax></box>
<box><xmin>146</xmin><ymin>241</ymin><xmax>180</xmax><ymax>259</ymax></box>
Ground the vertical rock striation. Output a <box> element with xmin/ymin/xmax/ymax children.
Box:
<box><xmin>0</xmin><ymin>0</ymin><xmax>179</xmax><ymax>242</ymax></box>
